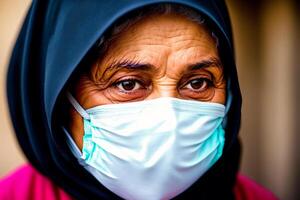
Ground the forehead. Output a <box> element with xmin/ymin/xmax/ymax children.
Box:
<box><xmin>109</xmin><ymin>14</ymin><xmax>215</xmax><ymax>49</ymax></box>
<box><xmin>94</xmin><ymin>13</ymin><xmax>219</xmax><ymax>73</ymax></box>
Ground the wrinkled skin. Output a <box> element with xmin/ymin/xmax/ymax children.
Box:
<box><xmin>68</xmin><ymin>14</ymin><xmax>226</xmax><ymax>149</ymax></box>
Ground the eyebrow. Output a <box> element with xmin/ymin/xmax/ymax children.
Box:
<box><xmin>102</xmin><ymin>59</ymin><xmax>155</xmax><ymax>75</ymax></box>
<box><xmin>186</xmin><ymin>57</ymin><xmax>222</xmax><ymax>71</ymax></box>
<box><xmin>103</xmin><ymin>57</ymin><xmax>222</xmax><ymax>75</ymax></box>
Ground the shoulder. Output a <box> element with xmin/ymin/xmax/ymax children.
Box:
<box><xmin>234</xmin><ymin>174</ymin><xmax>278</xmax><ymax>200</ymax></box>
<box><xmin>0</xmin><ymin>164</ymin><xmax>73</xmax><ymax>200</ymax></box>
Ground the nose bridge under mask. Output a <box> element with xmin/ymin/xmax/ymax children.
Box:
<box><xmin>64</xmin><ymin>92</ymin><xmax>226</xmax><ymax>200</ymax></box>
<box><xmin>67</xmin><ymin>91</ymin><xmax>181</xmax><ymax>122</ymax></box>
<box><xmin>139</xmin><ymin>98</ymin><xmax>178</xmax><ymax>131</ymax></box>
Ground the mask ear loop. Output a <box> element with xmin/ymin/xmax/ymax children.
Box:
<box><xmin>66</xmin><ymin>92</ymin><xmax>91</xmax><ymax>120</ymax></box>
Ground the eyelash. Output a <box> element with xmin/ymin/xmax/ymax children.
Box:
<box><xmin>180</xmin><ymin>75</ymin><xmax>213</xmax><ymax>88</ymax></box>
<box><xmin>113</xmin><ymin>78</ymin><xmax>146</xmax><ymax>93</ymax></box>
<box><xmin>112</xmin><ymin>77</ymin><xmax>214</xmax><ymax>93</ymax></box>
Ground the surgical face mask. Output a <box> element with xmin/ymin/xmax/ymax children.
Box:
<box><xmin>65</xmin><ymin>93</ymin><xmax>225</xmax><ymax>200</ymax></box>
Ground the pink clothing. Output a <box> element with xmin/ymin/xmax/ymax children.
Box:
<box><xmin>234</xmin><ymin>174</ymin><xmax>278</xmax><ymax>200</ymax></box>
<box><xmin>0</xmin><ymin>164</ymin><xmax>277</xmax><ymax>200</ymax></box>
<box><xmin>0</xmin><ymin>165</ymin><xmax>72</xmax><ymax>200</ymax></box>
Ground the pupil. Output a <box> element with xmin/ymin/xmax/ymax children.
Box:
<box><xmin>190</xmin><ymin>79</ymin><xmax>204</xmax><ymax>89</ymax></box>
<box><xmin>122</xmin><ymin>80</ymin><xmax>135</xmax><ymax>90</ymax></box>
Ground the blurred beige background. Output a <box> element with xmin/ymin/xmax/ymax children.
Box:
<box><xmin>0</xmin><ymin>0</ymin><xmax>29</xmax><ymax>178</ymax></box>
<box><xmin>0</xmin><ymin>1</ymin><xmax>299</xmax><ymax>200</ymax></box>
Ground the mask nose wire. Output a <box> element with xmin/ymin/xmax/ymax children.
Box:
<box><xmin>66</xmin><ymin>92</ymin><xmax>91</xmax><ymax>120</ymax></box>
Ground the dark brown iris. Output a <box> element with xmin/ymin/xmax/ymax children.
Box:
<box><xmin>190</xmin><ymin>79</ymin><xmax>206</xmax><ymax>89</ymax></box>
<box><xmin>121</xmin><ymin>80</ymin><xmax>136</xmax><ymax>91</ymax></box>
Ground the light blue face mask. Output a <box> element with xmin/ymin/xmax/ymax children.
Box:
<box><xmin>65</xmin><ymin>93</ymin><xmax>225</xmax><ymax>200</ymax></box>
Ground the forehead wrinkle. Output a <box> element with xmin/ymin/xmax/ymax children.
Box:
<box><xmin>92</xmin><ymin>13</ymin><xmax>219</xmax><ymax>82</ymax></box>
<box><xmin>105</xmin><ymin>46</ymin><xmax>166</xmax><ymax>67</ymax></box>
<box><xmin>130</xmin><ymin>31</ymin><xmax>206</xmax><ymax>49</ymax></box>
<box><xmin>114</xmin><ymin>35</ymin><xmax>173</xmax><ymax>48</ymax></box>
<box><xmin>118</xmin><ymin>17</ymin><xmax>209</xmax><ymax>48</ymax></box>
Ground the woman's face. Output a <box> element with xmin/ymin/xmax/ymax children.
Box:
<box><xmin>69</xmin><ymin>14</ymin><xmax>226</xmax><ymax>149</ymax></box>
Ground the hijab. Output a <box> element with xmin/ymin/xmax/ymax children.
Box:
<box><xmin>7</xmin><ymin>0</ymin><xmax>242</xmax><ymax>199</ymax></box>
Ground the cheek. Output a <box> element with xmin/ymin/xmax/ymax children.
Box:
<box><xmin>69</xmin><ymin>74</ymin><xmax>117</xmax><ymax>151</ymax></box>
<box><xmin>73</xmin><ymin>74</ymin><xmax>113</xmax><ymax>108</ymax></box>
<box><xmin>68</xmin><ymin>106</ymin><xmax>84</xmax><ymax>150</ymax></box>
<box><xmin>211</xmin><ymin>86</ymin><xmax>226</xmax><ymax>104</ymax></box>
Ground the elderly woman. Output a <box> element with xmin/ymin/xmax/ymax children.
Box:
<box><xmin>1</xmin><ymin>1</ymin><xmax>277</xmax><ymax>200</ymax></box>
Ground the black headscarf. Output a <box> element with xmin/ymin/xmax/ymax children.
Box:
<box><xmin>7</xmin><ymin>0</ymin><xmax>242</xmax><ymax>199</ymax></box>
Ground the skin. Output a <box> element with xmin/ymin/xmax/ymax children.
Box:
<box><xmin>68</xmin><ymin>14</ymin><xmax>226</xmax><ymax>150</ymax></box>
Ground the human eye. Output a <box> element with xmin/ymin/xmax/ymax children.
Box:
<box><xmin>179</xmin><ymin>76</ymin><xmax>215</xmax><ymax>101</ymax></box>
<box><xmin>105</xmin><ymin>76</ymin><xmax>151</xmax><ymax>102</ymax></box>
<box><xmin>183</xmin><ymin>78</ymin><xmax>212</xmax><ymax>92</ymax></box>
<box><xmin>114</xmin><ymin>78</ymin><xmax>144</xmax><ymax>92</ymax></box>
